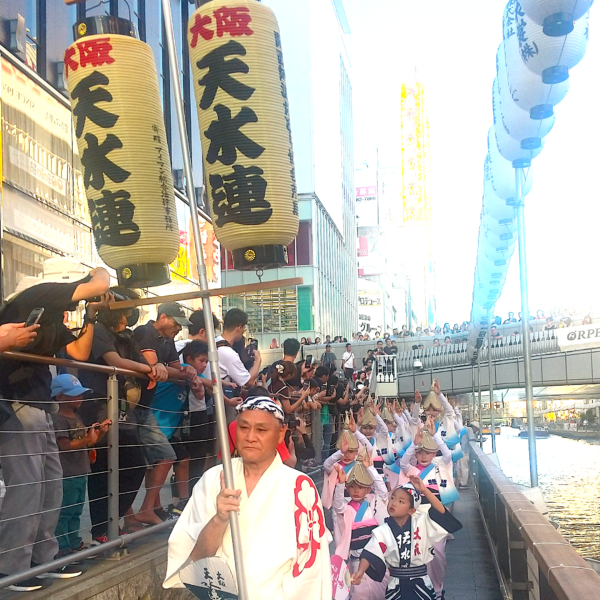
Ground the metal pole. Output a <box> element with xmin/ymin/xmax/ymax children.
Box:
<box><xmin>487</xmin><ymin>309</ymin><xmax>496</xmax><ymax>453</ymax></box>
<box><xmin>477</xmin><ymin>352</ymin><xmax>482</xmax><ymax>449</ymax></box>
<box><xmin>470</xmin><ymin>364</ymin><xmax>476</xmax><ymax>424</ymax></box>
<box><xmin>107</xmin><ymin>374</ymin><xmax>120</xmax><ymax>543</ymax></box>
<box><xmin>407</xmin><ymin>277</ymin><xmax>412</xmax><ymax>332</ymax></box>
<box><xmin>160</xmin><ymin>2</ymin><xmax>249</xmax><ymax>597</ymax></box>
<box><xmin>515</xmin><ymin>167</ymin><xmax>539</xmax><ymax>487</ymax></box>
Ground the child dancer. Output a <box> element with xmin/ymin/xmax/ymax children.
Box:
<box><xmin>412</xmin><ymin>381</ymin><xmax>463</xmax><ymax>461</ymax></box>
<box><xmin>383</xmin><ymin>400</ymin><xmax>414</xmax><ymax>489</ymax></box>
<box><xmin>332</xmin><ymin>448</ymin><xmax>389</xmax><ymax>599</ymax></box>
<box><xmin>358</xmin><ymin>403</ymin><xmax>394</xmax><ymax>475</ymax></box>
<box><xmin>322</xmin><ymin>413</ymin><xmax>373</xmax><ymax>510</ymax></box>
<box><xmin>351</xmin><ymin>477</ymin><xmax>462</xmax><ymax>599</ymax></box>
<box><xmin>400</xmin><ymin>417</ymin><xmax>457</xmax><ymax>600</ymax></box>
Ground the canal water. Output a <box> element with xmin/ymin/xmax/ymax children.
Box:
<box><xmin>481</xmin><ymin>427</ymin><xmax>600</xmax><ymax>561</ymax></box>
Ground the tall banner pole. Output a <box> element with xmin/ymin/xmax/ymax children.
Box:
<box><xmin>160</xmin><ymin>1</ymin><xmax>249</xmax><ymax>596</ymax></box>
<box><xmin>487</xmin><ymin>309</ymin><xmax>496</xmax><ymax>454</ymax></box>
<box><xmin>477</xmin><ymin>352</ymin><xmax>483</xmax><ymax>449</ymax></box>
<box><xmin>515</xmin><ymin>167</ymin><xmax>539</xmax><ymax>488</ymax></box>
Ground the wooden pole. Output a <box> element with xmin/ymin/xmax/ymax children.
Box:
<box><xmin>108</xmin><ymin>277</ymin><xmax>304</xmax><ymax>310</ymax></box>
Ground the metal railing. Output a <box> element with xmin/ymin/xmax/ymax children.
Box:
<box><xmin>395</xmin><ymin>330</ymin><xmax>561</xmax><ymax>374</ymax></box>
<box><xmin>0</xmin><ymin>352</ymin><xmax>186</xmax><ymax>590</ymax></box>
<box><xmin>470</xmin><ymin>443</ymin><xmax>600</xmax><ymax>599</ymax></box>
<box><xmin>0</xmin><ymin>349</ymin><xmax>353</xmax><ymax>591</ymax></box>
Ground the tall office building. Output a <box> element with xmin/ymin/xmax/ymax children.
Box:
<box><xmin>220</xmin><ymin>0</ymin><xmax>358</xmax><ymax>345</ymax></box>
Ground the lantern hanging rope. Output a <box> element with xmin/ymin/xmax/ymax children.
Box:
<box><xmin>65</xmin><ymin>16</ymin><xmax>179</xmax><ymax>287</ymax></box>
<box><xmin>187</xmin><ymin>0</ymin><xmax>299</xmax><ymax>271</ymax></box>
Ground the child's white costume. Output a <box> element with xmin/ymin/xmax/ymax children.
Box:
<box><xmin>385</xmin><ymin>409</ymin><xmax>414</xmax><ymax>489</ymax></box>
<box><xmin>322</xmin><ymin>424</ymin><xmax>373</xmax><ymax>510</ymax></box>
<box><xmin>399</xmin><ymin>430</ymin><xmax>456</xmax><ymax>599</ymax></box>
<box><xmin>332</xmin><ymin>454</ymin><xmax>389</xmax><ymax>600</ymax></box>
<box><xmin>360</xmin><ymin>483</ymin><xmax>462</xmax><ymax>599</ymax></box>
<box><xmin>361</xmin><ymin>407</ymin><xmax>395</xmax><ymax>474</ymax></box>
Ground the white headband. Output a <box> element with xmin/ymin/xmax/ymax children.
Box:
<box><xmin>396</xmin><ymin>482</ymin><xmax>422</xmax><ymax>509</ymax></box>
<box><xmin>236</xmin><ymin>396</ymin><xmax>285</xmax><ymax>422</ymax></box>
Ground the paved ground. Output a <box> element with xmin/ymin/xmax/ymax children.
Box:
<box><xmin>444</xmin><ymin>486</ymin><xmax>503</xmax><ymax>600</ymax></box>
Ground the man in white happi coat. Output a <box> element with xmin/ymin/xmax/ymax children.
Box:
<box><xmin>164</xmin><ymin>395</ymin><xmax>331</xmax><ymax>599</ymax></box>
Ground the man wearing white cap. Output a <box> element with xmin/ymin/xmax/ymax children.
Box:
<box><xmin>164</xmin><ymin>395</ymin><xmax>332</xmax><ymax>599</ymax></box>
<box><xmin>0</xmin><ymin>257</ymin><xmax>110</xmax><ymax>591</ymax></box>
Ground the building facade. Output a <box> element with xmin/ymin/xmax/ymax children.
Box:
<box><xmin>0</xmin><ymin>0</ymin><xmax>220</xmax><ymax>313</ymax></box>
<box><xmin>220</xmin><ymin>0</ymin><xmax>358</xmax><ymax>346</ymax></box>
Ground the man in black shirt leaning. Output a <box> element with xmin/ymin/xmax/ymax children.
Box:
<box><xmin>133</xmin><ymin>303</ymin><xmax>200</xmax><ymax>525</ymax></box>
<box><xmin>0</xmin><ymin>257</ymin><xmax>110</xmax><ymax>591</ymax></box>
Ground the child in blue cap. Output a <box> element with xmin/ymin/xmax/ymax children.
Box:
<box><xmin>51</xmin><ymin>374</ymin><xmax>111</xmax><ymax>558</ymax></box>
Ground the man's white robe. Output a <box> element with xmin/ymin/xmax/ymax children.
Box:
<box><xmin>164</xmin><ymin>454</ymin><xmax>331</xmax><ymax>599</ymax></box>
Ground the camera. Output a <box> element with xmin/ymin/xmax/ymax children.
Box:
<box><xmin>288</xmin><ymin>418</ymin><xmax>300</xmax><ymax>429</ymax></box>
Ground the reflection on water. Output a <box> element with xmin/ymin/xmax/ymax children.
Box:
<box><xmin>481</xmin><ymin>427</ymin><xmax>600</xmax><ymax>561</ymax></box>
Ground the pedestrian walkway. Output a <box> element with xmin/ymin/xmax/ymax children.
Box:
<box><xmin>445</xmin><ymin>486</ymin><xmax>503</xmax><ymax>600</ymax></box>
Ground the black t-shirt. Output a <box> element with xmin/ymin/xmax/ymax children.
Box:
<box><xmin>383</xmin><ymin>346</ymin><xmax>397</xmax><ymax>355</ymax></box>
<box><xmin>134</xmin><ymin>322</ymin><xmax>179</xmax><ymax>365</ymax></box>
<box><xmin>133</xmin><ymin>321</ymin><xmax>179</xmax><ymax>408</ymax></box>
<box><xmin>78</xmin><ymin>323</ymin><xmax>151</xmax><ymax>423</ymax></box>
<box><xmin>0</xmin><ymin>278</ymin><xmax>89</xmax><ymax>405</ymax></box>
<box><xmin>52</xmin><ymin>412</ymin><xmax>90</xmax><ymax>477</ymax></box>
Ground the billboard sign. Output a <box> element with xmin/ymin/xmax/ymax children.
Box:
<box><xmin>358</xmin><ymin>279</ymin><xmax>384</xmax><ymax>335</ymax></box>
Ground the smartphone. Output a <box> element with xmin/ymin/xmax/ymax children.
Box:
<box><xmin>25</xmin><ymin>307</ymin><xmax>45</xmax><ymax>327</ymax></box>
<box><xmin>248</xmin><ymin>341</ymin><xmax>257</xmax><ymax>353</ymax></box>
<box><xmin>288</xmin><ymin>418</ymin><xmax>300</xmax><ymax>429</ymax></box>
<box><xmin>302</xmin><ymin>381</ymin><xmax>310</xmax><ymax>391</ymax></box>
<box><xmin>370</xmin><ymin>392</ymin><xmax>375</xmax><ymax>400</ymax></box>
<box><xmin>305</xmin><ymin>355</ymin><xmax>313</xmax><ymax>369</ymax></box>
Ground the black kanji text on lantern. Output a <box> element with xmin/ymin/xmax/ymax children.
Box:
<box><xmin>81</xmin><ymin>133</ymin><xmax>131</xmax><ymax>190</ymax></box>
<box><xmin>91</xmin><ymin>189</ymin><xmax>140</xmax><ymax>247</ymax></box>
<box><xmin>210</xmin><ymin>164</ymin><xmax>272</xmax><ymax>227</ymax></box>
<box><xmin>71</xmin><ymin>70</ymin><xmax>119</xmax><ymax>137</ymax></box>
<box><xmin>204</xmin><ymin>104</ymin><xmax>264</xmax><ymax>166</ymax></box>
<box><xmin>196</xmin><ymin>40</ymin><xmax>255</xmax><ymax>110</ymax></box>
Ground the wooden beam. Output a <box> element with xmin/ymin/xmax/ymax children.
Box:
<box><xmin>108</xmin><ymin>277</ymin><xmax>304</xmax><ymax>310</ymax></box>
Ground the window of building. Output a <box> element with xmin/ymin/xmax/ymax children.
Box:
<box><xmin>296</xmin><ymin>221</ymin><xmax>312</xmax><ymax>265</ymax></box>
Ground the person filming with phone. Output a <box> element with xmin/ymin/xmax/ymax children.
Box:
<box><xmin>215</xmin><ymin>309</ymin><xmax>263</xmax><ymax>423</ymax></box>
<box><xmin>0</xmin><ymin>257</ymin><xmax>110</xmax><ymax>591</ymax></box>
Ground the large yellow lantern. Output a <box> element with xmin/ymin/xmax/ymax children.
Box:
<box><xmin>65</xmin><ymin>16</ymin><xmax>179</xmax><ymax>287</ymax></box>
<box><xmin>188</xmin><ymin>0</ymin><xmax>299</xmax><ymax>270</ymax></box>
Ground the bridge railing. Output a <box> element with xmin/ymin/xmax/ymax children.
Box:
<box><xmin>395</xmin><ymin>330</ymin><xmax>561</xmax><ymax>374</ymax></box>
<box><xmin>470</xmin><ymin>443</ymin><xmax>600</xmax><ymax>600</ymax></box>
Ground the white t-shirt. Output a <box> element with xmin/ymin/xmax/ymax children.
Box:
<box><xmin>215</xmin><ymin>336</ymin><xmax>250</xmax><ymax>386</ymax></box>
<box><xmin>342</xmin><ymin>352</ymin><xmax>354</xmax><ymax>369</ymax></box>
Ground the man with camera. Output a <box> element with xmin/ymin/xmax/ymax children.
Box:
<box><xmin>0</xmin><ymin>257</ymin><xmax>111</xmax><ymax>591</ymax></box>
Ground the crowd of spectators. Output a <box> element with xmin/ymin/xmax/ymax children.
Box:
<box><xmin>0</xmin><ymin>260</ymin><xmax>377</xmax><ymax>592</ymax></box>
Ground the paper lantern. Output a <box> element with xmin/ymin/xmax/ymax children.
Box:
<box><xmin>482</xmin><ymin>210</ymin><xmax>517</xmax><ymax>237</ymax></box>
<box><xmin>515</xmin><ymin>7</ymin><xmax>589</xmax><ymax>83</ymax></box>
<box><xmin>520</xmin><ymin>0</ymin><xmax>594</xmax><ymax>35</ymax></box>
<box><xmin>188</xmin><ymin>0</ymin><xmax>299</xmax><ymax>270</ymax></box>
<box><xmin>65</xmin><ymin>16</ymin><xmax>179</xmax><ymax>286</ymax></box>
<box><xmin>482</xmin><ymin>221</ymin><xmax>516</xmax><ymax>249</ymax></box>
<box><xmin>502</xmin><ymin>26</ymin><xmax>570</xmax><ymax>118</ymax></box>
<box><xmin>493</xmin><ymin>80</ymin><xmax>546</xmax><ymax>167</ymax></box>
<box><xmin>483</xmin><ymin>183</ymin><xmax>518</xmax><ymax>223</ymax></box>
<box><xmin>496</xmin><ymin>45</ymin><xmax>556</xmax><ymax>136</ymax></box>
<box><xmin>492</xmin><ymin>103</ymin><xmax>544</xmax><ymax>167</ymax></box>
<box><xmin>486</xmin><ymin>130</ymin><xmax>534</xmax><ymax>199</ymax></box>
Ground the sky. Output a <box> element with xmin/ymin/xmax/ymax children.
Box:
<box><xmin>344</xmin><ymin>0</ymin><xmax>600</xmax><ymax>324</ymax></box>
